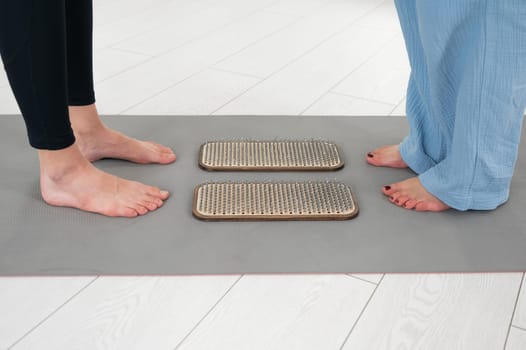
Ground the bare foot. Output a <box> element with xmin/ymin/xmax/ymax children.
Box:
<box><xmin>76</xmin><ymin>127</ymin><xmax>177</xmax><ymax>163</ymax></box>
<box><xmin>366</xmin><ymin>145</ymin><xmax>407</xmax><ymax>168</ymax></box>
<box><xmin>69</xmin><ymin>104</ymin><xmax>176</xmax><ymax>163</ymax></box>
<box><xmin>39</xmin><ymin>144</ymin><xmax>170</xmax><ymax>217</ymax></box>
<box><xmin>382</xmin><ymin>177</ymin><xmax>450</xmax><ymax>212</ymax></box>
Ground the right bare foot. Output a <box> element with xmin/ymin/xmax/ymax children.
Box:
<box><xmin>39</xmin><ymin>144</ymin><xmax>169</xmax><ymax>217</ymax></box>
<box><xmin>366</xmin><ymin>145</ymin><xmax>408</xmax><ymax>168</ymax></box>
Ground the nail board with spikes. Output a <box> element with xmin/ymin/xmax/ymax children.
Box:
<box><xmin>192</xmin><ymin>181</ymin><xmax>358</xmax><ymax>221</ymax></box>
<box><xmin>199</xmin><ymin>140</ymin><xmax>344</xmax><ymax>171</ymax></box>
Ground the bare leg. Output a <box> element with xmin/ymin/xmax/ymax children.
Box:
<box><xmin>69</xmin><ymin>104</ymin><xmax>176</xmax><ymax>163</ymax></box>
<box><xmin>39</xmin><ymin>143</ymin><xmax>170</xmax><ymax>217</ymax></box>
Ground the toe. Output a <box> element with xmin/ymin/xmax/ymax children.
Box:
<box><xmin>145</xmin><ymin>186</ymin><xmax>169</xmax><ymax>199</ymax></box>
<box><xmin>150</xmin><ymin>141</ymin><xmax>172</xmax><ymax>152</ymax></box>
<box><xmin>135</xmin><ymin>205</ymin><xmax>149</xmax><ymax>215</ymax></box>
<box><xmin>367</xmin><ymin>157</ymin><xmax>382</xmax><ymax>167</ymax></box>
<box><xmin>160</xmin><ymin>145</ymin><xmax>175</xmax><ymax>155</ymax></box>
<box><xmin>146</xmin><ymin>186</ymin><xmax>162</xmax><ymax>196</ymax></box>
<box><xmin>395</xmin><ymin>196</ymin><xmax>409</xmax><ymax>207</ymax></box>
<box><xmin>382</xmin><ymin>184</ymin><xmax>397</xmax><ymax>196</ymax></box>
<box><xmin>387</xmin><ymin>190</ymin><xmax>405</xmax><ymax>204</ymax></box>
<box><xmin>148</xmin><ymin>197</ymin><xmax>163</xmax><ymax>208</ymax></box>
<box><xmin>118</xmin><ymin>207</ymin><xmax>139</xmax><ymax>218</ymax></box>
<box><xmin>149</xmin><ymin>142</ymin><xmax>176</xmax><ymax>156</ymax></box>
<box><xmin>159</xmin><ymin>152</ymin><xmax>176</xmax><ymax>164</ymax></box>
<box><xmin>403</xmin><ymin>199</ymin><xmax>419</xmax><ymax>209</ymax></box>
<box><xmin>142</xmin><ymin>200</ymin><xmax>159</xmax><ymax>211</ymax></box>
<box><xmin>366</xmin><ymin>152</ymin><xmax>377</xmax><ymax>164</ymax></box>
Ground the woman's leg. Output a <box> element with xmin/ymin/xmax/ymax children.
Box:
<box><xmin>63</xmin><ymin>0</ymin><xmax>177</xmax><ymax>164</ymax></box>
<box><xmin>385</xmin><ymin>0</ymin><xmax>526</xmax><ymax>211</ymax></box>
<box><xmin>0</xmin><ymin>0</ymin><xmax>170</xmax><ymax>217</ymax></box>
<box><xmin>0</xmin><ymin>0</ymin><xmax>74</xmax><ymax>149</ymax></box>
<box><xmin>65</xmin><ymin>0</ymin><xmax>95</xmax><ymax>107</ymax></box>
<box><xmin>367</xmin><ymin>0</ymin><xmax>448</xmax><ymax>172</ymax></box>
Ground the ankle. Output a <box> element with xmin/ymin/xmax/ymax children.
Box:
<box><xmin>69</xmin><ymin>104</ymin><xmax>106</xmax><ymax>136</ymax></box>
<box><xmin>39</xmin><ymin>144</ymin><xmax>91</xmax><ymax>183</ymax></box>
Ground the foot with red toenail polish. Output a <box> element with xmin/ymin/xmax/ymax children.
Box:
<box><xmin>381</xmin><ymin>177</ymin><xmax>450</xmax><ymax>212</ymax></box>
<box><xmin>366</xmin><ymin>145</ymin><xmax>407</xmax><ymax>168</ymax></box>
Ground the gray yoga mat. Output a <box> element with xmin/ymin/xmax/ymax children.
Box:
<box><xmin>0</xmin><ymin>115</ymin><xmax>525</xmax><ymax>276</ymax></box>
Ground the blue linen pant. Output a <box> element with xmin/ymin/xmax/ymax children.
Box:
<box><xmin>395</xmin><ymin>0</ymin><xmax>526</xmax><ymax>210</ymax></box>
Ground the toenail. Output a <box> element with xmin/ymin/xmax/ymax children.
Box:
<box><xmin>384</xmin><ymin>185</ymin><xmax>391</xmax><ymax>190</ymax></box>
<box><xmin>389</xmin><ymin>196</ymin><xmax>394</xmax><ymax>200</ymax></box>
<box><xmin>367</xmin><ymin>153</ymin><xmax>374</xmax><ymax>158</ymax></box>
<box><xmin>160</xmin><ymin>190</ymin><xmax>169</xmax><ymax>196</ymax></box>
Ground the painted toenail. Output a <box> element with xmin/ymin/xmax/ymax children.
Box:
<box><xmin>389</xmin><ymin>196</ymin><xmax>394</xmax><ymax>200</ymax></box>
<box><xmin>367</xmin><ymin>153</ymin><xmax>374</xmax><ymax>158</ymax></box>
<box><xmin>384</xmin><ymin>185</ymin><xmax>391</xmax><ymax>190</ymax></box>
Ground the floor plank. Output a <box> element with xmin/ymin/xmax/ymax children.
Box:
<box><xmin>302</xmin><ymin>92</ymin><xmax>394</xmax><ymax>116</ymax></box>
<box><xmin>12</xmin><ymin>276</ymin><xmax>239</xmax><ymax>350</ymax></box>
<box><xmin>0</xmin><ymin>277</ymin><xmax>95</xmax><ymax>349</ymax></box>
<box><xmin>93</xmin><ymin>0</ymin><xmax>170</xmax><ymax>27</ymax></box>
<box><xmin>214</xmin><ymin>24</ymin><xmax>396</xmax><ymax>115</ymax></box>
<box><xmin>265</xmin><ymin>0</ymin><xmax>331</xmax><ymax>16</ymax></box>
<box><xmin>112</xmin><ymin>0</ymin><xmax>280</xmax><ymax>57</ymax></box>
<box><xmin>390</xmin><ymin>97</ymin><xmax>406</xmax><ymax>116</ymax></box>
<box><xmin>512</xmin><ymin>276</ymin><xmax>526</xmax><ymax>329</ymax></box>
<box><xmin>341</xmin><ymin>273</ymin><xmax>522</xmax><ymax>350</ymax></box>
<box><xmin>93</xmin><ymin>0</ymin><xmax>208</xmax><ymax>50</ymax></box>
<box><xmin>94</xmin><ymin>48</ymin><xmax>151</xmax><ymax>83</ymax></box>
<box><xmin>0</xmin><ymin>87</ymin><xmax>20</xmax><ymax>115</ymax></box>
<box><xmin>506</xmin><ymin>327</ymin><xmax>526</xmax><ymax>350</ymax></box>
<box><xmin>177</xmin><ymin>275</ymin><xmax>375</xmax><ymax>350</ymax></box>
<box><xmin>95</xmin><ymin>10</ymin><xmax>296</xmax><ymax>114</ymax></box>
<box><xmin>0</xmin><ymin>69</ymin><xmax>9</xmax><ymax>88</ymax></box>
<box><xmin>332</xmin><ymin>36</ymin><xmax>409</xmax><ymax>105</ymax></box>
<box><xmin>127</xmin><ymin>68</ymin><xmax>260</xmax><ymax>115</ymax></box>
<box><xmin>215</xmin><ymin>0</ymin><xmax>384</xmax><ymax>78</ymax></box>
<box><xmin>354</xmin><ymin>0</ymin><xmax>401</xmax><ymax>32</ymax></box>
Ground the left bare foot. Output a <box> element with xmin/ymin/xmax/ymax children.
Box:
<box><xmin>69</xmin><ymin>104</ymin><xmax>176</xmax><ymax>164</ymax></box>
<box><xmin>382</xmin><ymin>177</ymin><xmax>450</xmax><ymax>212</ymax></box>
<box><xmin>366</xmin><ymin>145</ymin><xmax>408</xmax><ymax>168</ymax></box>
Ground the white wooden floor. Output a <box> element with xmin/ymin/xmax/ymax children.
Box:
<box><xmin>1</xmin><ymin>1</ymin><xmax>525</xmax><ymax>349</ymax></box>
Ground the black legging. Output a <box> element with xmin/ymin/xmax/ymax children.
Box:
<box><xmin>0</xmin><ymin>0</ymin><xmax>94</xmax><ymax>150</ymax></box>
